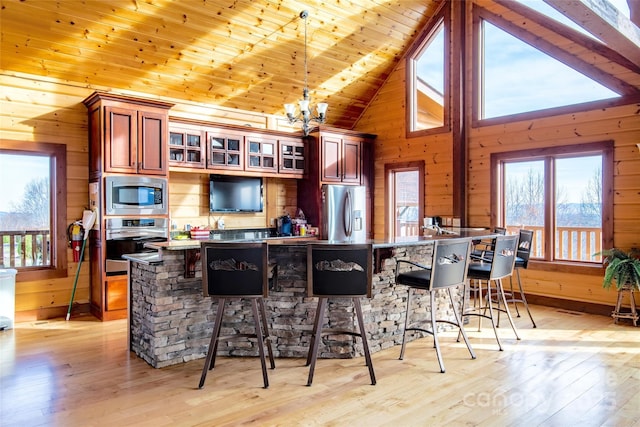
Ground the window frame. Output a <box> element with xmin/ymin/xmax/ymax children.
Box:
<box><xmin>384</xmin><ymin>161</ymin><xmax>425</xmax><ymax>240</ymax></box>
<box><xmin>0</xmin><ymin>140</ymin><xmax>67</xmax><ymax>281</ymax></box>
<box><xmin>472</xmin><ymin>6</ymin><xmax>640</xmax><ymax>128</ymax></box>
<box><xmin>405</xmin><ymin>4</ymin><xmax>450</xmax><ymax>138</ymax></box>
<box><xmin>490</xmin><ymin>141</ymin><xmax>613</xmax><ymax>274</ymax></box>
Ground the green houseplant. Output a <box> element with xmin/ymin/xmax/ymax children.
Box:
<box><xmin>595</xmin><ymin>248</ymin><xmax>640</xmax><ymax>291</ymax></box>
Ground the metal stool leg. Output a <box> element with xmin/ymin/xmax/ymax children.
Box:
<box><xmin>448</xmin><ymin>287</ymin><xmax>475</xmax><ymax>361</ymax></box>
<box><xmin>485</xmin><ymin>280</ymin><xmax>504</xmax><ymax>351</ymax></box>
<box><xmin>496</xmin><ymin>279</ymin><xmax>520</xmax><ymax>340</ymax></box>
<box><xmin>258</xmin><ymin>297</ymin><xmax>276</xmax><ymax>369</ymax></box>
<box><xmin>307</xmin><ymin>297</ymin><xmax>328</xmax><ymax>386</ymax></box>
<box><xmin>399</xmin><ymin>287</ymin><xmax>413</xmax><ymax>360</ymax></box>
<box><xmin>354</xmin><ymin>297</ymin><xmax>376</xmax><ymax>385</ymax></box>
<box><xmin>251</xmin><ymin>299</ymin><xmax>270</xmax><ymax>389</ymax></box>
<box><xmin>199</xmin><ymin>297</ymin><xmax>226</xmax><ymax>389</ymax></box>
<box><xmin>514</xmin><ymin>268</ymin><xmax>536</xmax><ymax>327</ymax></box>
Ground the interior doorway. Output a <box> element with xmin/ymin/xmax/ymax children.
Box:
<box><xmin>385</xmin><ymin>161</ymin><xmax>424</xmax><ymax>239</ymax></box>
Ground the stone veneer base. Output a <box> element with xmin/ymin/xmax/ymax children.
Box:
<box><xmin>130</xmin><ymin>244</ymin><xmax>464</xmax><ymax>368</ymax></box>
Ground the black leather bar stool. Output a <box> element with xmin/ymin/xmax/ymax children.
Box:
<box><xmin>504</xmin><ymin>229</ymin><xmax>536</xmax><ymax>327</ymax></box>
<box><xmin>199</xmin><ymin>242</ymin><xmax>275</xmax><ymax>389</ymax></box>
<box><xmin>396</xmin><ymin>237</ymin><xmax>475</xmax><ymax>373</ymax></box>
<box><xmin>306</xmin><ymin>243</ymin><xmax>376</xmax><ymax>386</ymax></box>
<box><xmin>463</xmin><ymin>234</ymin><xmax>520</xmax><ymax>351</ymax></box>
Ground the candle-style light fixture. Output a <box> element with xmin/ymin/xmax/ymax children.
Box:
<box><xmin>284</xmin><ymin>10</ymin><xmax>328</xmax><ymax>136</ymax></box>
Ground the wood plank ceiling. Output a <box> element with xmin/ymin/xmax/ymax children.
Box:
<box><xmin>0</xmin><ymin>0</ymin><xmax>439</xmax><ymax>129</ymax></box>
<box><xmin>1</xmin><ymin>0</ymin><xmax>638</xmax><ymax>130</ymax></box>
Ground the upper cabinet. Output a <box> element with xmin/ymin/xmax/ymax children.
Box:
<box><xmin>167</xmin><ymin>119</ymin><xmax>305</xmax><ymax>178</ymax></box>
<box><xmin>245</xmin><ymin>134</ymin><xmax>277</xmax><ymax>173</ymax></box>
<box><xmin>297</xmin><ymin>126</ymin><xmax>375</xmax><ymax>239</ymax></box>
<box><xmin>206</xmin><ymin>128</ymin><xmax>245</xmax><ymax>171</ymax></box>
<box><xmin>320</xmin><ymin>133</ymin><xmax>362</xmax><ymax>184</ymax></box>
<box><xmin>84</xmin><ymin>92</ymin><xmax>173</xmax><ymax>178</ymax></box>
<box><xmin>279</xmin><ymin>138</ymin><xmax>306</xmax><ymax>175</ymax></box>
<box><xmin>169</xmin><ymin>123</ymin><xmax>205</xmax><ymax>168</ymax></box>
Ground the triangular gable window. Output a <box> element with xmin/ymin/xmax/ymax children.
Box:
<box><xmin>481</xmin><ymin>20</ymin><xmax>619</xmax><ymax>120</ymax></box>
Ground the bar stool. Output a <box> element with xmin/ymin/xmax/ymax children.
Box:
<box><xmin>396</xmin><ymin>237</ymin><xmax>475</xmax><ymax>373</ymax></box>
<box><xmin>306</xmin><ymin>243</ymin><xmax>376</xmax><ymax>386</ymax></box>
<box><xmin>504</xmin><ymin>229</ymin><xmax>536</xmax><ymax>327</ymax></box>
<box><xmin>198</xmin><ymin>241</ymin><xmax>275</xmax><ymax>389</ymax></box>
<box><xmin>463</xmin><ymin>234</ymin><xmax>520</xmax><ymax>351</ymax></box>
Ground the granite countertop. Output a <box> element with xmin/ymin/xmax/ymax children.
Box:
<box><xmin>141</xmin><ymin>228</ymin><xmax>494</xmax><ymax>252</ymax></box>
<box><xmin>145</xmin><ymin>235</ymin><xmax>319</xmax><ymax>251</ymax></box>
<box><xmin>122</xmin><ymin>252</ymin><xmax>164</xmax><ymax>265</ymax></box>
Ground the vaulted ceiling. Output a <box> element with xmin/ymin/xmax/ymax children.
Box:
<box><xmin>1</xmin><ymin>0</ymin><xmax>638</xmax><ymax>130</ymax></box>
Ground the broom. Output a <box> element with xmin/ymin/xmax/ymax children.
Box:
<box><xmin>66</xmin><ymin>210</ymin><xmax>97</xmax><ymax>321</ymax></box>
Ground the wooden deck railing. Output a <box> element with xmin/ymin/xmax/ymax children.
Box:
<box><xmin>397</xmin><ymin>220</ymin><xmax>420</xmax><ymax>237</ymax></box>
<box><xmin>506</xmin><ymin>225</ymin><xmax>602</xmax><ymax>262</ymax></box>
<box><xmin>0</xmin><ymin>230</ymin><xmax>51</xmax><ymax>268</ymax></box>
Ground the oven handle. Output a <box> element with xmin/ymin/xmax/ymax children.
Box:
<box><xmin>105</xmin><ymin>230</ymin><xmax>167</xmax><ymax>240</ymax></box>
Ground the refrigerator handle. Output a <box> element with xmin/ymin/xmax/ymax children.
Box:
<box><xmin>344</xmin><ymin>191</ymin><xmax>353</xmax><ymax>237</ymax></box>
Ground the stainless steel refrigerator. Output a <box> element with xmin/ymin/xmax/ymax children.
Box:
<box><xmin>321</xmin><ymin>184</ymin><xmax>367</xmax><ymax>242</ymax></box>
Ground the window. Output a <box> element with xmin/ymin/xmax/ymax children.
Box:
<box><xmin>406</xmin><ymin>7</ymin><xmax>449</xmax><ymax>135</ymax></box>
<box><xmin>0</xmin><ymin>141</ymin><xmax>67</xmax><ymax>281</ymax></box>
<box><xmin>385</xmin><ymin>162</ymin><xmax>424</xmax><ymax>239</ymax></box>
<box><xmin>480</xmin><ymin>20</ymin><xmax>619</xmax><ymax>120</ymax></box>
<box><xmin>492</xmin><ymin>142</ymin><xmax>613</xmax><ymax>266</ymax></box>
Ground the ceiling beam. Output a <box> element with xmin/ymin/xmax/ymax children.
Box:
<box><xmin>544</xmin><ymin>0</ymin><xmax>640</xmax><ymax>67</ymax></box>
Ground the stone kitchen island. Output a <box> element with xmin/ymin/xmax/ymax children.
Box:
<box><xmin>125</xmin><ymin>230</ymin><xmax>494</xmax><ymax>368</ymax></box>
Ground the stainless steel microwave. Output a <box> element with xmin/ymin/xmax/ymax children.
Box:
<box><xmin>104</xmin><ymin>176</ymin><xmax>168</xmax><ymax>216</ymax></box>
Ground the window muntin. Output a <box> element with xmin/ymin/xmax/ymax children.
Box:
<box><xmin>497</xmin><ymin>145</ymin><xmax>610</xmax><ymax>264</ymax></box>
<box><xmin>0</xmin><ymin>142</ymin><xmax>67</xmax><ymax>280</ymax></box>
<box><xmin>480</xmin><ymin>20</ymin><xmax>619</xmax><ymax>120</ymax></box>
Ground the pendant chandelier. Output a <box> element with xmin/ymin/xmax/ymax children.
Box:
<box><xmin>284</xmin><ymin>10</ymin><xmax>328</xmax><ymax>136</ymax></box>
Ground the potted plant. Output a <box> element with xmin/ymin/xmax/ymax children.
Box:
<box><xmin>595</xmin><ymin>248</ymin><xmax>640</xmax><ymax>291</ymax></box>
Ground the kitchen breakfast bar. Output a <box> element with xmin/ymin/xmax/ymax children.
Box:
<box><xmin>125</xmin><ymin>229</ymin><xmax>495</xmax><ymax>368</ymax></box>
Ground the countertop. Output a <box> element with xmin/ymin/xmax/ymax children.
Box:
<box><xmin>122</xmin><ymin>228</ymin><xmax>495</xmax><ymax>264</ymax></box>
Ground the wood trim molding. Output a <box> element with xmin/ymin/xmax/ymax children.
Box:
<box><xmin>0</xmin><ymin>139</ymin><xmax>68</xmax><ymax>282</ymax></box>
<box><xmin>384</xmin><ymin>160</ymin><xmax>425</xmax><ymax>240</ymax></box>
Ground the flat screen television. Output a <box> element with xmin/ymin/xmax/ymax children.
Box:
<box><xmin>209</xmin><ymin>175</ymin><xmax>263</xmax><ymax>213</ymax></box>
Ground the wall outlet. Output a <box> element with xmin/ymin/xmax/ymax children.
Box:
<box><xmin>217</xmin><ymin>218</ymin><xmax>225</xmax><ymax>229</ymax></box>
<box><xmin>270</xmin><ymin>217</ymin><xmax>276</xmax><ymax>226</ymax></box>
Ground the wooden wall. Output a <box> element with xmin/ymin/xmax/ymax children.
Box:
<box><xmin>0</xmin><ymin>74</ymin><xmax>297</xmax><ymax>319</ymax></box>
<box><xmin>355</xmin><ymin>29</ymin><xmax>640</xmax><ymax>309</ymax></box>
<box><xmin>168</xmin><ymin>172</ymin><xmax>297</xmax><ymax>231</ymax></box>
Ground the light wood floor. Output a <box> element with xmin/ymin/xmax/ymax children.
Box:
<box><xmin>1</xmin><ymin>304</ymin><xmax>639</xmax><ymax>427</ymax></box>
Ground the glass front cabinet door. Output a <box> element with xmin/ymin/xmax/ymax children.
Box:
<box><xmin>169</xmin><ymin>124</ymin><xmax>205</xmax><ymax>168</ymax></box>
<box><xmin>206</xmin><ymin>130</ymin><xmax>244</xmax><ymax>170</ymax></box>
<box><xmin>279</xmin><ymin>139</ymin><xmax>306</xmax><ymax>175</ymax></box>
<box><xmin>245</xmin><ymin>136</ymin><xmax>277</xmax><ymax>172</ymax></box>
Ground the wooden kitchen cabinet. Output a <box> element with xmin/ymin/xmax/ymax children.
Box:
<box><xmin>166</xmin><ymin>119</ymin><xmax>305</xmax><ymax>178</ymax></box>
<box><xmin>320</xmin><ymin>134</ymin><xmax>362</xmax><ymax>184</ymax></box>
<box><xmin>84</xmin><ymin>92</ymin><xmax>173</xmax><ymax>178</ymax></box>
<box><xmin>169</xmin><ymin>123</ymin><xmax>205</xmax><ymax>168</ymax></box>
<box><xmin>206</xmin><ymin>128</ymin><xmax>245</xmax><ymax>171</ymax></box>
<box><xmin>83</xmin><ymin>92</ymin><xmax>173</xmax><ymax>322</ymax></box>
<box><xmin>279</xmin><ymin>138</ymin><xmax>306</xmax><ymax>175</ymax></box>
<box><xmin>245</xmin><ymin>134</ymin><xmax>277</xmax><ymax>173</ymax></box>
<box><xmin>297</xmin><ymin>126</ymin><xmax>375</xmax><ymax>238</ymax></box>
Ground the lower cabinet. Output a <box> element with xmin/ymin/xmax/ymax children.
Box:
<box><xmin>105</xmin><ymin>275</ymin><xmax>128</xmax><ymax>311</ymax></box>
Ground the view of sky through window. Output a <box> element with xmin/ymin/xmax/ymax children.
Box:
<box><xmin>482</xmin><ymin>20</ymin><xmax>620</xmax><ymax>119</ymax></box>
<box><xmin>0</xmin><ymin>154</ymin><xmax>49</xmax><ymax>212</ymax></box>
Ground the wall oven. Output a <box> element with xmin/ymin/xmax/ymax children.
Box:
<box><xmin>105</xmin><ymin>218</ymin><xmax>168</xmax><ymax>275</ymax></box>
<box><xmin>105</xmin><ymin>176</ymin><xmax>168</xmax><ymax>216</ymax></box>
